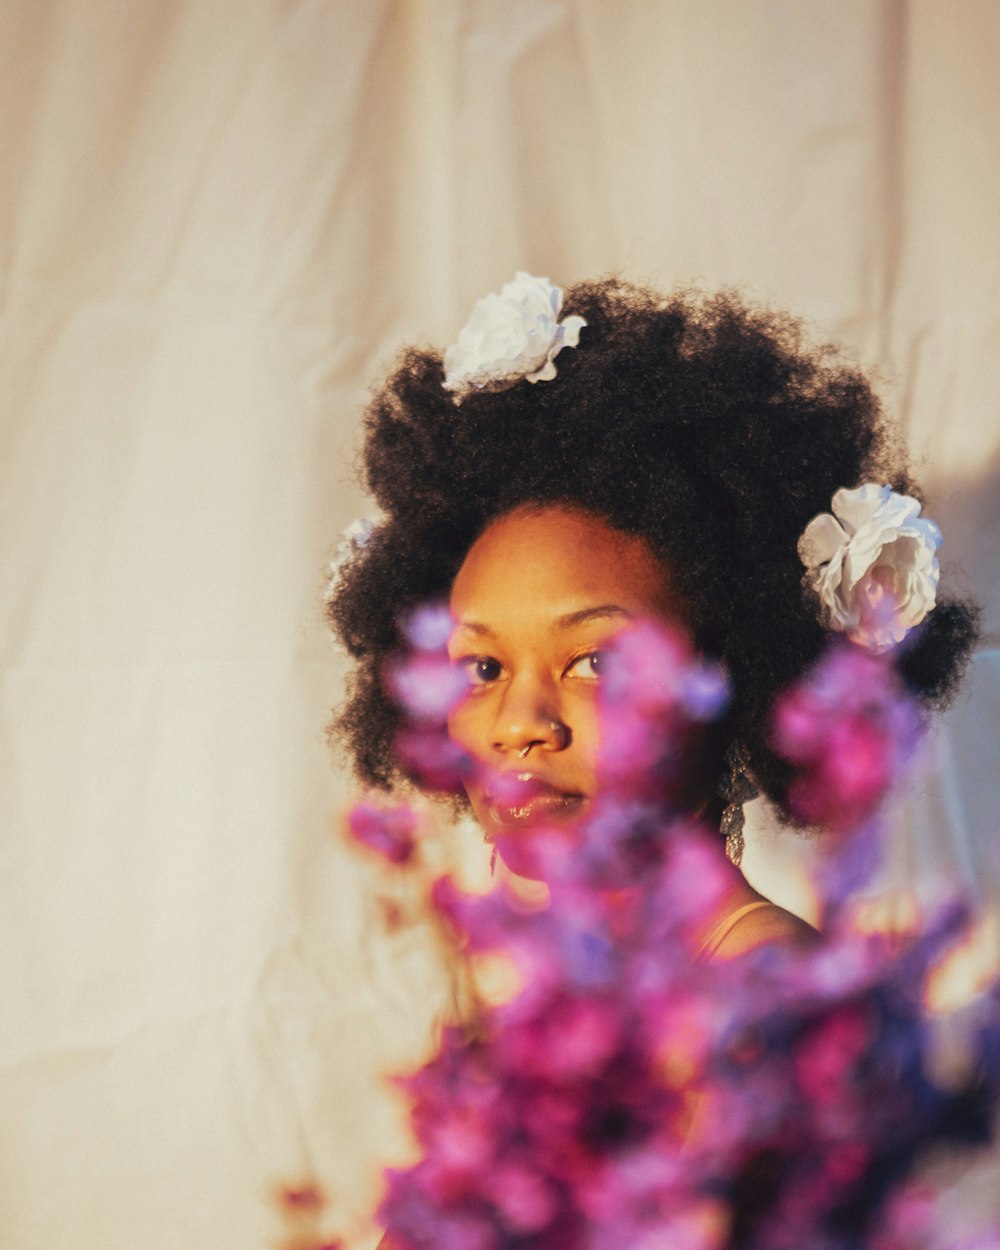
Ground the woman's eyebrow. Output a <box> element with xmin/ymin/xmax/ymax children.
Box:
<box><xmin>451</xmin><ymin>620</ymin><xmax>496</xmax><ymax>638</ymax></box>
<box><xmin>556</xmin><ymin>605</ymin><xmax>632</xmax><ymax>629</ymax></box>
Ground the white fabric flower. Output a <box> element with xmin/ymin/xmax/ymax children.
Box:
<box><xmin>442</xmin><ymin>271</ymin><xmax>586</xmax><ymax>398</ymax></box>
<box><xmin>797</xmin><ymin>483</ymin><xmax>941</xmax><ymax>653</ymax></box>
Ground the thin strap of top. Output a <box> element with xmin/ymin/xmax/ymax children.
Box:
<box><xmin>695</xmin><ymin>900</ymin><xmax>778</xmax><ymax>961</ymax></box>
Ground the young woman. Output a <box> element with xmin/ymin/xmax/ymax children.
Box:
<box><xmin>327</xmin><ymin>272</ymin><xmax>976</xmax><ymax>958</ymax></box>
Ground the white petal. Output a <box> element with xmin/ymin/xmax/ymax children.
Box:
<box><xmin>561</xmin><ymin>314</ymin><xmax>587</xmax><ymax>348</ymax></box>
<box><xmin>526</xmin><ymin>358</ymin><xmax>558</xmax><ymax>384</ymax></box>
<box><xmin>810</xmin><ymin>557</ymin><xmax>851</xmax><ymax>628</ymax></box>
<box><xmin>842</xmin><ymin>532</ymin><xmax>889</xmax><ymax>588</ymax></box>
<box><xmin>797</xmin><ymin>512</ymin><xmax>847</xmax><ymax>568</ymax></box>
<box><xmin>830</xmin><ymin>483</ymin><xmax>890</xmax><ymax>535</ymax></box>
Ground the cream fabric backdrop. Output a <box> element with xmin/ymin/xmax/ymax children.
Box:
<box><xmin>1</xmin><ymin>2</ymin><xmax>998</xmax><ymax>1247</ymax></box>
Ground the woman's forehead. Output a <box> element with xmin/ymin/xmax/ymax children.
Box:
<box><xmin>449</xmin><ymin>505</ymin><xmax>682</xmax><ymax>624</ymax></box>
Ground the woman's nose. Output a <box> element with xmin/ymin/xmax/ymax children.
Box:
<box><xmin>491</xmin><ymin>677</ymin><xmax>570</xmax><ymax>757</ymax></box>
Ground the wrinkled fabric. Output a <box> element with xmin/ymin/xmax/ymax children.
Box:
<box><xmin>1</xmin><ymin>2</ymin><xmax>998</xmax><ymax>1246</ymax></box>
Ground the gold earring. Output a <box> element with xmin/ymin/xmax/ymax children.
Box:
<box><xmin>722</xmin><ymin>802</ymin><xmax>744</xmax><ymax>865</ymax></box>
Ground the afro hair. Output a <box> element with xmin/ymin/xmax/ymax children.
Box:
<box><xmin>327</xmin><ymin>279</ymin><xmax>977</xmax><ymax>823</ymax></box>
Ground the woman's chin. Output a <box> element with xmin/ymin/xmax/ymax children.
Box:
<box><xmin>491</xmin><ymin>822</ymin><xmax>581</xmax><ymax>882</ymax></box>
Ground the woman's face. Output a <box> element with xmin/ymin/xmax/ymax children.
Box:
<box><xmin>447</xmin><ymin>505</ymin><xmax>686</xmax><ymax>846</ymax></box>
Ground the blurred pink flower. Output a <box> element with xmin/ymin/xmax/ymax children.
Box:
<box><xmin>596</xmin><ymin>621</ymin><xmax>718</xmax><ymax>797</ymax></box>
<box><xmin>793</xmin><ymin>1002</ymin><xmax>872</xmax><ymax>1107</ymax></box>
<box><xmin>402</xmin><ymin>601</ymin><xmax>454</xmax><ymax>651</ymax></box>
<box><xmin>494</xmin><ymin>992</ymin><xmax>622</xmax><ymax>1081</ymax></box>
<box><xmin>773</xmin><ymin>644</ymin><xmax>920</xmax><ymax>834</ymax></box>
<box><xmin>482</xmin><ymin>1160</ymin><xmax>559</xmax><ymax>1233</ymax></box>
<box><xmin>395</xmin><ymin>724</ymin><xmax>469</xmax><ymax>792</ymax></box>
<box><xmin>346</xmin><ymin>802</ymin><xmax>417</xmax><ymax>864</ymax></box>
<box><xmin>387</xmin><ymin>652</ymin><xmax>468</xmax><ymax>722</ymax></box>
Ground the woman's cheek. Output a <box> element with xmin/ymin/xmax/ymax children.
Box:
<box><xmin>564</xmin><ymin>691</ymin><xmax>600</xmax><ymax>764</ymax></box>
<box><xmin>447</xmin><ymin>699</ymin><xmax>482</xmax><ymax>759</ymax></box>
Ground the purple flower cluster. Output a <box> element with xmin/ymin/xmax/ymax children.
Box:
<box><xmin>386</xmin><ymin>603</ymin><xmax>472</xmax><ymax>794</ymax></box>
<box><xmin>381</xmin><ymin>823</ymin><xmax>735</xmax><ymax>1249</ymax></box>
<box><xmin>347</xmin><ymin>802</ymin><xmax>418</xmax><ymax>865</ymax></box>
<box><xmin>704</xmin><ymin>915</ymin><xmax>1000</xmax><ymax>1250</ymax></box>
<box><xmin>772</xmin><ymin>646</ymin><xmax>922</xmax><ymax>837</ymax></box>
<box><xmin>342</xmin><ymin>615</ymin><xmax>1000</xmax><ymax>1250</ymax></box>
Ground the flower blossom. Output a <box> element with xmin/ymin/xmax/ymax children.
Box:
<box><xmin>797</xmin><ymin>483</ymin><xmax>941</xmax><ymax>653</ymax></box>
<box><xmin>772</xmin><ymin>644</ymin><xmax>921</xmax><ymax>836</ymax></box>
<box><xmin>597</xmin><ymin>621</ymin><xmax>728</xmax><ymax>799</ymax></box>
<box><xmin>442</xmin><ymin>272</ymin><xmax>586</xmax><ymax>398</ymax></box>
<box><xmin>346</xmin><ymin>802</ymin><xmax>418</xmax><ymax>864</ymax></box>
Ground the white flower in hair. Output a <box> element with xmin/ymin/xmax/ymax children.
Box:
<box><xmin>797</xmin><ymin>483</ymin><xmax>941</xmax><ymax>654</ymax></box>
<box><xmin>442</xmin><ymin>271</ymin><xmax>587</xmax><ymax>398</ymax></box>
<box><xmin>325</xmin><ymin>515</ymin><xmax>375</xmax><ymax>601</ymax></box>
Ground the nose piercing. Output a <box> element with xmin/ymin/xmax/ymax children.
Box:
<box><xmin>517</xmin><ymin>722</ymin><xmax>566</xmax><ymax>758</ymax></box>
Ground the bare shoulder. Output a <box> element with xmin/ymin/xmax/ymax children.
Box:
<box><xmin>714</xmin><ymin>900</ymin><xmax>817</xmax><ymax>961</ymax></box>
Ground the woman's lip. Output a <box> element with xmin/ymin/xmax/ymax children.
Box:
<box><xmin>486</xmin><ymin>792</ymin><xmax>588</xmax><ymax>828</ymax></box>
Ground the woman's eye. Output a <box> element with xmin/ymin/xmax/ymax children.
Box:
<box><xmin>566</xmin><ymin>651</ymin><xmax>604</xmax><ymax>680</ymax></box>
<box><xmin>457</xmin><ymin>656</ymin><xmax>503</xmax><ymax>685</ymax></box>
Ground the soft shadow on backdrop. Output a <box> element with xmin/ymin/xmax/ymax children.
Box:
<box><xmin>1</xmin><ymin>3</ymin><xmax>998</xmax><ymax>1247</ymax></box>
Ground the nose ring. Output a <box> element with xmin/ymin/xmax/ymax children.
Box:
<box><xmin>517</xmin><ymin>722</ymin><xmax>566</xmax><ymax>758</ymax></box>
